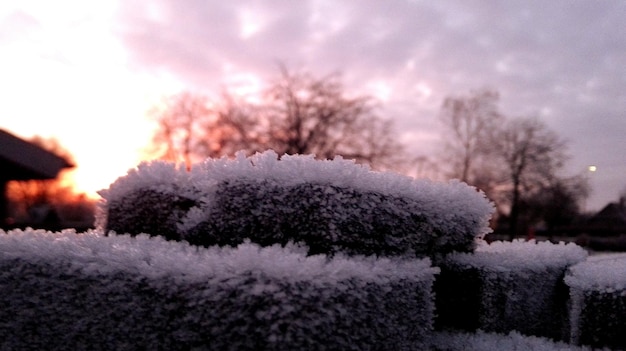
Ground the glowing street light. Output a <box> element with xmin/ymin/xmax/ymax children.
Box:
<box><xmin>582</xmin><ymin>165</ymin><xmax>598</xmax><ymax>213</ymax></box>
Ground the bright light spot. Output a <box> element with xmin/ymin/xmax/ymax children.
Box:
<box><xmin>221</xmin><ymin>65</ymin><xmax>264</xmax><ymax>102</ymax></box>
<box><xmin>144</xmin><ymin>2</ymin><xmax>169</xmax><ymax>23</ymax></box>
<box><xmin>239</xmin><ymin>8</ymin><xmax>264</xmax><ymax>39</ymax></box>
<box><xmin>540</xmin><ymin>106</ymin><xmax>553</xmax><ymax>116</ymax></box>
<box><xmin>588</xmin><ymin>165</ymin><xmax>597</xmax><ymax>172</ymax></box>
<box><xmin>227</xmin><ymin>73</ymin><xmax>262</xmax><ymax>97</ymax></box>
<box><xmin>0</xmin><ymin>0</ymin><xmax>183</xmax><ymax>198</ymax></box>
<box><xmin>308</xmin><ymin>2</ymin><xmax>348</xmax><ymax>43</ymax></box>
<box><xmin>415</xmin><ymin>82</ymin><xmax>432</xmax><ymax>99</ymax></box>
<box><xmin>495</xmin><ymin>60</ymin><xmax>510</xmax><ymax>73</ymax></box>
<box><xmin>405</xmin><ymin>59</ymin><xmax>416</xmax><ymax>71</ymax></box>
<box><xmin>367</xmin><ymin>80</ymin><xmax>392</xmax><ymax>102</ymax></box>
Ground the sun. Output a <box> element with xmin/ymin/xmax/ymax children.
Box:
<box><xmin>0</xmin><ymin>1</ymin><xmax>188</xmax><ymax>199</ymax></box>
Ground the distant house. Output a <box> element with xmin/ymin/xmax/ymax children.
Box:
<box><xmin>0</xmin><ymin>129</ymin><xmax>73</xmax><ymax>228</ymax></box>
<box><xmin>585</xmin><ymin>197</ymin><xmax>626</xmax><ymax>235</ymax></box>
<box><xmin>576</xmin><ymin>198</ymin><xmax>626</xmax><ymax>251</ymax></box>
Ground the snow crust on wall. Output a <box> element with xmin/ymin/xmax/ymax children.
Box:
<box><xmin>0</xmin><ymin>228</ymin><xmax>436</xmax><ymax>285</ymax></box>
<box><xmin>565</xmin><ymin>253</ymin><xmax>626</xmax><ymax>292</ymax></box>
<box><xmin>436</xmin><ymin>240</ymin><xmax>587</xmax><ymax>340</ymax></box>
<box><xmin>565</xmin><ymin>254</ymin><xmax>626</xmax><ymax>349</ymax></box>
<box><xmin>429</xmin><ymin>330</ymin><xmax>604</xmax><ymax>351</ymax></box>
<box><xmin>447</xmin><ymin>239</ymin><xmax>588</xmax><ymax>271</ymax></box>
<box><xmin>100</xmin><ymin>150</ymin><xmax>494</xmax><ymax>257</ymax></box>
<box><xmin>0</xmin><ymin>228</ymin><xmax>437</xmax><ymax>350</ymax></box>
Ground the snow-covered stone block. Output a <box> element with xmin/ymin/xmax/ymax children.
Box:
<box><xmin>428</xmin><ymin>330</ymin><xmax>602</xmax><ymax>351</ymax></box>
<box><xmin>0</xmin><ymin>228</ymin><xmax>438</xmax><ymax>350</ymax></box>
<box><xmin>565</xmin><ymin>254</ymin><xmax>626</xmax><ymax>350</ymax></box>
<box><xmin>100</xmin><ymin>151</ymin><xmax>494</xmax><ymax>258</ymax></box>
<box><xmin>435</xmin><ymin>240</ymin><xmax>587</xmax><ymax>340</ymax></box>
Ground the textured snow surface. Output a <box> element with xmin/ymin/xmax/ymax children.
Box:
<box><xmin>565</xmin><ymin>253</ymin><xmax>626</xmax><ymax>292</ymax></box>
<box><xmin>429</xmin><ymin>331</ymin><xmax>605</xmax><ymax>351</ymax></box>
<box><xmin>447</xmin><ymin>239</ymin><xmax>588</xmax><ymax>271</ymax></box>
<box><xmin>0</xmin><ymin>228</ymin><xmax>437</xmax><ymax>284</ymax></box>
<box><xmin>436</xmin><ymin>240</ymin><xmax>588</xmax><ymax>340</ymax></box>
<box><xmin>0</xmin><ymin>228</ymin><xmax>437</xmax><ymax>350</ymax></box>
<box><xmin>100</xmin><ymin>150</ymin><xmax>494</xmax><ymax>257</ymax></box>
<box><xmin>565</xmin><ymin>254</ymin><xmax>626</xmax><ymax>349</ymax></box>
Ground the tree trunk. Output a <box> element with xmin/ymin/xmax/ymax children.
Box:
<box><xmin>509</xmin><ymin>180</ymin><xmax>521</xmax><ymax>240</ymax></box>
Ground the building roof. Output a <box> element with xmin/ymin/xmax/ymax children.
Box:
<box><xmin>586</xmin><ymin>198</ymin><xmax>626</xmax><ymax>232</ymax></box>
<box><xmin>0</xmin><ymin>129</ymin><xmax>73</xmax><ymax>181</ymax></box>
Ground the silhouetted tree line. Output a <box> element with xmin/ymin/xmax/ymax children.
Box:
<box><xmin>0</xmin><ymin>68</ymin><xmax>598</xmax><ymax>237</ymax></box>
<box><xmin>439</xmin><ymin>90</ymin><xmax>590</xmax><ymax>238</ymax></box>
<box><xmin>147</xmin><ymin>67</ymin><xmax>403</xmax><ymax>171</ymax></box>
<box><xmin>145</xmin><ymin>70</ymin><xmax>590</xmax><ymax>239</ymax></box>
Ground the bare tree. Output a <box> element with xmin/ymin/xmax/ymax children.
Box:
<box><xmin>439</xmin><ymin>89</ymin><xmax>502</xmax><ymax>183</ymax></box>
<box><xmin>147</xmin><ymin>68</ymin><xmax>404</xmax><ymax>169</ymax></box>
<box><xmin>409</xmin><ymin>155</ymin><xmax>442</xmax><ymax>180</ymax></box>
<box><xmin>261</xmin><ymin>67</ymin><xmax>402</xmax><ymax>167</ymax></box>
<box><xmin>147</xmin><ymin>92</ymin><xmax>213</xmax><ymax>170</ymax></box>
<box><xmin>147</xmin><ymin>91</ymin><xmax>270</xmax><ymax>170</ymax></box>
<box><xmin>526</xmin><ymin>174</ymin><xmax>590</xmax><ymax>237</ymax></box>
<box><xmin>439</xmin><ymin>90</ymin><xmax>591</xmax><ymax>238</ymax></box>
<box><xmin>491</xmin><ymin>117</ymin><xmax>570</xmax><ymax>238</ymax></box>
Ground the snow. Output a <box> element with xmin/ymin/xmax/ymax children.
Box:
<box><xmin>0</xmin><ymin>224</ymin><xmax>622</xmax><ymax>349</ymax></box>
<box><xmin>100</xmin><ymin>150</ymin><xmax>494</xmax><ymax>257</ymax></box>
<box><xmin>429</xmin><ymin>330</ymin><xmax>605</xmax><ymax>351</ymax></box>
<box><xmin>565</xmin><ymin>254</ymin><xmax>626</xmax><ymax>349</ymax></box>
<box><xmin>0</xmin><ymin>228</ymin><xmax>437</xmax><ymax>284</ymax></box>
<box><xmin>191</xmin><ymin>151</ymin><xmax>495</xmax><ymax>241</ymax></box>
<box><xmin>436</xmin><ymin>240</ymin><xmax>588</xmax><ymax>340</ymax></box>
<box><xmin>0</xmin><ymin>228</ymin><xmax>438</xmax><ymax>349</ymax></box>
<box><xmin>565</xmin><ymin>253</ymin><xmax>626</xmax><ymax>292</ymax></box>
<box><xmin>447</xmin><ymin>239</ymin><xmax>588</xmax><ymax>271</ymax></box>
<box><xmin>7</xmin><ymin>149</ymin><xmax>625</xmax><ymax>349</ymax></box>
<box><xmin>97</xmin><ymin>160</ymin><xmax>190</xmax><ymax>206</ymax></box>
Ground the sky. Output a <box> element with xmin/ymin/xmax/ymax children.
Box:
<box><xmin>0</xmin><ymin>0</ymin><xmax>624</xmax><ymax>212</ymax></box>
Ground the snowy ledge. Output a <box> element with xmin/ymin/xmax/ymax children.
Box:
<box><xmin>0</xmin><ymin>228</ymin><xmax>437</xmax><ymax>284</ymax></box>
<box><xmin>99</xmin><ymin>150</ymin><xmax>494</xmax><ymax>257</ymax></box>
<box><xmin>435</xmin><ymin>240</ymin><xmax>589</xmax><ymax>341</ymax></box>
<box><xmin>0</xmin><ymin>228</ymin><xmax>438</xmax><ymax>349</ymax></box>
<box><xmin>565</xmin><ymin>254</ymin><xmax>626</xmax><ymax>292</ymax></box>
<box><xmin>445</xmin><ymin>239</ymin><xmax>588</xmax><ymax>271</ymax></box>
<box><xmin>429</xmin><ymin>330</ymin><xmax>607</xmax><ymax>351</ymax></box>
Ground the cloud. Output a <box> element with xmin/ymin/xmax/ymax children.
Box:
<box><xmin>0</xmin><ymin>10</ymin><xmax>41</xmax><ymax>44</ymax></box>
<box><xmin>112</xmin><ymin>0</ymin><xmax>626</xmax><ymax>209</ymax></box>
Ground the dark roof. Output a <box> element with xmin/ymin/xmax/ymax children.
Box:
<box><xmin>0</xmin><ymin>129</ymin><xmax>73</xmax><ymax>181</ymax></box>
<box><xmin>587</xmin><ymin>199</ymin><xmax>626</xmax><ymax>228</ymax></box>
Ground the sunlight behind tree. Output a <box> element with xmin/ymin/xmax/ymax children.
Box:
<box><xmin>146</xmin><ymin>67</ymin><xmax>405</xmax><ymax>170</ymax></box>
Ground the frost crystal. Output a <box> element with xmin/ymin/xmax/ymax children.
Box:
<box><xmin>100</xmin><ymin>150</ymin><xmax>494</xmax><ymax>257</ymax></box>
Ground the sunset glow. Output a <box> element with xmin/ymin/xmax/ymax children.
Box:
<box><xmin>0</xmin><ymin>1</ymin><xmax>183</xmax><ymax>197</ymax></box>
<box><xmin>1</xmin><ymin>1</ymin><xmax>625</xmax><ymax>211</ymax></box>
